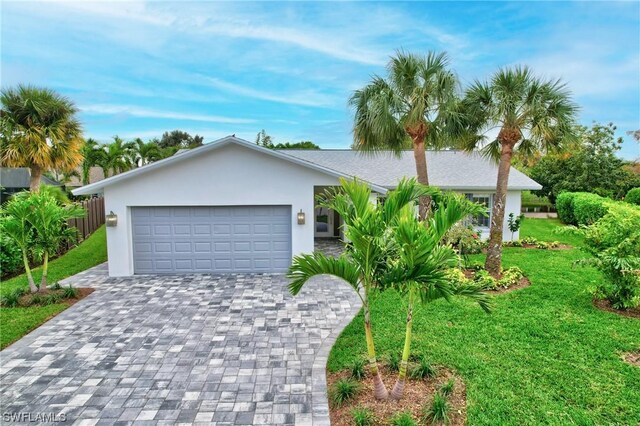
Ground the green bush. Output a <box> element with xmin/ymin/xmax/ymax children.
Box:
<box><xmin>329</xmin><ymin>378</ymin><xmax>359</xmax><ymax>407</ymax></box>
<box><xmin>389</xmin><ymin>412</ymin><xmax>417</xmax><ymax>426</ymax></box>
<box><xmin>556</xmin><ymin>192</ymin><xmax>578</xmax><ymax>225</ymax></box>
<box><xmin>410</xmin><ymin>356</ymin><xmax>437</xmax><ymax>379</ymax></box>
<box><xmin>423</xmin><ymin>392</ymin><xmax>451</xmax><ymax>425</ymax></box>
<box><xmin>438</xmin><ymin>378</ymin><xmax>455</xmax><ymax>397</ymax></box>
<box><xmin>0</xmin><ymin>288</ymin><xmax>25</xmax><ymax>307</ymax></box>
<box><xmin>572</xmin><ymin>192</ymin><xmax>610</xmax><ymax>225</ymax></box>
<box><xmin>0</xmin><ymin>228</ymin><xmax>23</xmax><ymax>277</ymax></box>
<box><xmin>576</xmin><ymin>203</ymin><xmax>640</xmax><ymax>309</ymax></box>
<box><xmin>442</xmin><ymin>223</ymin><xmax>484</xmax><ymax>255</ymax></box>
<box><xmin>350</xmin><ymin>358</ymin><xmax>366</xmax><ymax>380</ymax></box>
<box><xmin>351</xmin><ymin>407</ymin><xmax>376</xmax><ymax>426</ymax></box>
<box><xmin>625</xmin><ymin>187</ymin><xmax>640</xmax><ymax>205</ymax></box>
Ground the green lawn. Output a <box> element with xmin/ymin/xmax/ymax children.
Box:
<box><xmin>329</xmin><ymin>219</ymin><xmax>640</xmax><ymax>425</ymax></box>
<box><xmin>0</xmin><ymin>226</ymin><xmax>107</xmax><ymax>349</ymax></box>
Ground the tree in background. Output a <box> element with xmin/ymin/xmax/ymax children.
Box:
<box><xmin>255</xmin><ymin>130</ymin><xmax>320</xmax><ymax>150</ymax></box>
<box><xmin>0</xmin><ymin>85</ymin><xmax>84</xmax><ymax>191</ymax></box>
<box><xmin>100</xmin><ymin>136</ymin><xmax>133</xmax><ymax>177</ymax></box>
<box><xmin>530</xmin><ymin>123</ymin><xmax>640</xmax><ymax>202</ymax></box>
<box><xmin>80</xmin><ymin>138</ymin><xmax>106</xmax><ymax>184</ymax></box>
<box><xmin>350</xmin><ymin>51</ymin><xmax>462</xmax><ymax>219</ymax></box>
<box><xmin>132</xmin><ymin>138</ymin><xmax>163</xmax><ymax>166</ymax></box>
<box><xmin>461</xmin><ymin>66</ymin><xmax>578</xmax><ymax>275</ymax></box>
<box><xmin>159</xmin><ymin>130</ymin><xmax>204</xmax><ymax>150</ymax></box>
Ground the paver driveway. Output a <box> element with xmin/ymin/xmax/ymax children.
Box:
<box><xmin>0</xmin><ymin>264</ymin><xmax>361</xmax><ymax>425</ymax></box>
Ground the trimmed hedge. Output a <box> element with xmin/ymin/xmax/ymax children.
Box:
<box><xmin>625</xmin><ymin>187</ymin><xmax>640</xmax><ymax>205</ymax></box>
<box><xmin>556</xmin><ymin>192</ymin><xmax>611</xmax><ymax>226</ymax></box>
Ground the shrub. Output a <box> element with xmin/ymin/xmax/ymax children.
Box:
<box><xmin>625</xmin><ymin>187</ymin><xmax>640</xmax><ymax>205</ymax></box>
<box><xmin>572</xmin><ymin>192</ymin><xmax>610</xmax><ymax>225</ymax></box>
<box><xmin>389</xmin><ymin>412</ymin><xmax>417</xmax><ymax>426</ymax></box>
<box><xmin>577</xmin><ymin>203</ymin><xmax>640</xmax><ymax>309</ymax></box>
<box><xmin>473</xmin><ymin>270</ymin><xmax>497</xmax><ymax>290</ymax></box>
<box><xmin>498</xmin><ymin>267</ymin><xmax>524</xmax><ymax>288</ymax></box>
<box><xmin>521</xmin><ymin>236</ymin><xmax>538</xmax><ymax>245</ymax></box>
<box><xmin>411</xmin><ymin>356</ymin><xmax>437</xmax><ymax>379</ymax></box>
<box><xmin>423</xmin><ymin>392</ymin><xmax>451</xmax><ymax>425</ymax></box>
<box><xmin>0</xmin><ymin>288</ymin><xmax>26</xmax><ymax>307</ymax></box>
<box><xmin>556</xmin><ymin>192</ymin><xmax>578</xmax><ymax>225</ymax></box>
<box><xmin>442</xmin><ymin>223</ymin><xmax>484</xmax><ymax>255</ymax></box>
<box><xmin>387</xmin><ymin>352</ymin><xmax>401</xmax><ymax>372</ymax></box>
<box><xmin>329</xmin><ymin>378</ymin><xmax>359</xmax><ymax>407</ymax></box>
<box><xmin>438</xmin><ymin>379</ymin><xmax>455</xmax><ymax>397</ymax></box>
<box><xmin>62</xmin><ymin>285</ymin><xmax>79</xmax><ymax>299</ymax></box>
<box><xmin>350</xmin><ymin>358</ymin><xmax>366</xmax><ymax>380</ymax></box>
<box><xmin>351</xmin><ymin>407</ymin><xmax>376</xmax><ymax>426</ymax></box>
<box><xmin>45</xmin><ymin>293</ymin><xmax>62</xmax><ymax>305</ymax></box>
<box><xmin>0</xmin><ymin>229</ymin><xmax>23</xmax><ymax>277</ymax></box>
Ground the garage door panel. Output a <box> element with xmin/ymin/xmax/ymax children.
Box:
<box><xmin>132</xmin><ymin>206</ymin><xmax>291</xmax><ymax>274</ymax></box>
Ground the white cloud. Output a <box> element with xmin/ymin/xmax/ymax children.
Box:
<box><xmin>80</xmin><ymin>104</ymin><xmax>255</xmax><ymax>124</ymax></box>
<box><xmin>202</xmin><ymin>77</ymin><xmax>338</xmax><ymax>108</ymax></box>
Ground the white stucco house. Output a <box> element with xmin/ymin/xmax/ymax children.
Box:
<box><xmin>74</xmin><ymin>135</ymin><xmax>541</xmax><ymax>277</ymax></box>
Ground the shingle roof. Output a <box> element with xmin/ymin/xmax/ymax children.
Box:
<box><xmin>0</xmin><ymin>168</ymin><xmax>62</xmax><ymax>188</ymax></box>
<box><xmin>281</xmin><ymin>149</ymin><xmax>541</xmax><ymax>191</ymax></box>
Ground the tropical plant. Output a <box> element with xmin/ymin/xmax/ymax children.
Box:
<box><xmin>351</xmin><ymin>407</ymin><xmax>376</xmax><ymax>426</ymax></box>
<box><xmin>80</xmin><ymin>138</ymin><xmax>105</xmax><ymax>184</ymax></box>
<box><xmin>410</xmin><ymin>356</ymin><xmax>437</xmax><ymax>380</ymax></box>
<box><xmin>389</xmin><ymin>412</ymin><xmax>417</xmax><ymax>426</ymax></box>
<box><xmin>0</xmin><ymin>85</ymin><xmax>84</xmax><ymax>191</ymax></box>
<box><xmin>1</xmin><ymin>194</ymin><xmax>38</xmax><ymax>292</ymax></box>
<box><xmin>288</xmin><ymin>178</ymin><xmax>435</xmax><ymax>400</ymax></box>
<box><xmin>438</xmin><ymin>379</ymin><xmax>455</xmax><ymax>396</ymax></box>
<box><xmin>382</xmin><ymin>194</ymin><xmax>491</xmax><ymax>399</ymax></box>
<box><xmin>329</xmin><ymin>378</ymin><xmax>360</xmax><ymax>407</ymax></box>
<box><xmin>133</xmin><ymin>138</ymin><xmax>163</xmax><ymax>166</ymax></box>
<box><xmin>349</xmin><ymin>51</ymin><xmax>462</xmax><ymax>219</ymax></box>
<box><xmin>100</xmin><ymin>136</ymin><xmax>133</xmax><ymax>177</ymax></box>
<box><xmin>0</xmin><ymin>288</ymin><xmax>25</xmax><ymax>307</ymax></box>
<box><xmin>461</xmin><ymin>66</ymin><xmax>578</xmax><ymax>275</ymax></box>
<box><xmin>507</xmin><ymin>213</ymin><xmax>525</xmax><ymax>241</ymax></box>
<box><xmin>350</xmin><ymin>358</ymin><xmax>367</xmax><ymax>380</ymax></box>
<box><xmin>422</xmin><ymin>392</ymin><xmax>451</xmax><ymax>425</ymax></box>
<box><xmin>0</xmin><ymin>227</ymin><xmax>23</xmax><ymax>277</ymax></box>
<box><xmin>24</xmin><ymin>190</ymin><xmax>84</xmax><ymax>291</ymax></box>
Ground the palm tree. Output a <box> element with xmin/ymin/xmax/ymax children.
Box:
<box><xmin>1</xmin><ymin>196</ymin><xmax>38</xmax><ymax>292</ymax></box>
<box><xmin>81</xmin><ymin>138</ymin><xmax>105</xmax><ymax>184</ymax></box>
<box><xmin>383</xmin><ymin>195</ymin><xmax>491</xmax><ymax>399</ymax></box>
<box><xmin>0</xmin><ymin>85</ymin><xmax>83</xmax><ymax>191</ymax></box>
<box><xmin>100</xmin><ymin>136</ymin><xmax>132</xmax><ymax>177</ymax></box>
<box><xmin>287</xmin><ymin>178</ymin><xmax>435</xmax><ymax>400</ymax></box>
<box><xmin>349</xmin><ymin>51</ymin><xmax>462</xmax><ymax>219</ymax></box>
<box><xmin>133</xmin><ymin>138</ymin><xmax>163</xmax><ymax>166</ymax></box>
<box><xmin>461</xmin><ymin>67</ymin><xmax>578</xmax><ymax>274</ymax></box>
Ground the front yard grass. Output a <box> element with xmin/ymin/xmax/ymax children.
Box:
<box><xmin>329</xmin><ymin>219</ymin><xmax>640</xmax><ymax>425</ymax></box>
<box><xmin>0</xmin><ymin>226</ymin><xmax>107</xmax><ymax>349</ymax></box>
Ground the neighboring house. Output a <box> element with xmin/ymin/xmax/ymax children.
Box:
<box><xmin>0</xmin><ymin>167</ymin><xmax>62</xmax><ymax>203</ymax></box>
<box><xmin>73</xmin><ymin>136</ymin><xmax>541</xmax><ymax>277</ymax></box>
<box><xmin>64</xmin><ymin>167</ymin><xmax>106</xmax><ymax>189</ymax></box>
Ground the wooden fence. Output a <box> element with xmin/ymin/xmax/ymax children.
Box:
<box><xmin>66</xmin><ymin>197</ymin><xmax>105</xmax><ymax>248</ymax></box>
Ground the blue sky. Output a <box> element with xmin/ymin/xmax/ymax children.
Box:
<box><xmin>2</xmin><ymin>1</ymin><xmax>639</xmax><ymax>159</ymax></box>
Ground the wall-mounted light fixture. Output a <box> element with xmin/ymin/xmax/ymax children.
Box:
<box><xmin>105</xmin><ymin>211</ymin><xmax>118</xmax><ymax>227</ymax></box>
<box><xmin>297</xmin><ymin>209</ymin><xmax>305</xmax><ymax>225</ymax></box>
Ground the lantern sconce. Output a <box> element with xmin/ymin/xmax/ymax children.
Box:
<box><xmin>105</xmin><ymin>211</ymin><xmax>118</xmax><ymax>227</ymax></box>
<box><xmin>297</xmin><ymin>209</ymin><xmax>305</xmax><ymax>225</ymax></box>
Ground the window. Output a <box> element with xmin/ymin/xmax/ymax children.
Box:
<box><xmin>464</xmin><ymin>193</ymin><xmax>492</xmax><ymax>228</ymax></box>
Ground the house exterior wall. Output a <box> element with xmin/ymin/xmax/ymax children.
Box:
<box><xmin>103</xmin><ymin>143</ymin><xmax>340</xmax><ymax>276</ymax></box>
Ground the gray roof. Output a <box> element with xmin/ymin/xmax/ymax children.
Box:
<box><xmin>282</xmin><ymin>149</ymin><xmax>541</xmax><ymax>191</ymax></box>
<box><xmin>0</xmin><ymin>168</ymin><xmax>61</xmax><ymax>189</ymax></box>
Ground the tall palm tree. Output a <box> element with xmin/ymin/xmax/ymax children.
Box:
<box><xmin>287</xmin><ymin>178</ymin><xmax>435</xmax><ymax>400</ymax></box>
<box><xmin>100</xmin><ymin>136</ymin><xmax>132</xmax><ymax>177</ymax></box>
<box><xmin>349</xmin><ymin>51</ymin><xmax>462</xmax><ymax>219</ymax></box>
<box><xmin>80</xmin><ymin>138</ymin><xmax>105</xmax><ymax>184</ymax></box>
<box><xmin>0</xmin><ymin>85</ymin><xmax>83</xmax><ymax>191</ymax></box>
<box><xmin>461</xmin><ymin>66</ymin><xmax>578</xmax><ymax>274</ymax></box>
<box><xmin>383</xmin><ymin>196</ymin><xmax>491</xmax><ymax>400</ymax></box>
<box><xmin>133</xmin><ymin>138</ymin><xmax>163</xmax><ymax>166</ymax></box>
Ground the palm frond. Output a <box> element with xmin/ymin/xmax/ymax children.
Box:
<box><xmin>287</xmin><ymin>252</ymin><xmax>361</xmax><ymax>296</ymax></box>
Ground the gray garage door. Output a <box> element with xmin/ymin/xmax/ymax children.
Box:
<box><xmin>131</xmin><ymin>206</ymin><xmax>291</xmax><ymax>274</ymax></box>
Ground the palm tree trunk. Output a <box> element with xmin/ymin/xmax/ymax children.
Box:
<box><xmin>364</xmin><ymin>305</ymin><xmax>388</xmax><ymax>400</ymax></box>
<box><xmin>23</xmin><ymin>253</ymin><xmax>38</xmax><ymax>293</ymax></box>
<box><xmin>485</xmin><ymin>142</ymin><xmax>514</xmax><ymax>275</ymax></box>
<box><xmin>29</xmin><ymin>165</ymin><xmax>43</xmax><ymax>192</ymax></box>
<box><xmin>390</xmin><ymin>289</ymin><xmax>414</xmax><ymax>400</ymax></box>
<box><xmin>39</xmin><ymin>252</ymin><xmax>49</xmax><ymax>292</ymax></box>
<box><xmin>412</xmin><ymin>139</ymin><xmax>431</xmax><ymax>220</ymax></box>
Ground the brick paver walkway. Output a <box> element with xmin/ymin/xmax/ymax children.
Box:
<box><xmin>0</xmin><ymin>244</ymin><xmax>359</xmax><ymax>426</ymax></box>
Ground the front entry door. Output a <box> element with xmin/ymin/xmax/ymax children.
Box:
<box><xmin>314</xmin><ymin>206</ymin><xmax>333</xmax><ymax>237</ymax></box>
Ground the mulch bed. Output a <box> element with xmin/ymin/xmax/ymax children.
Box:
<box><xmin>622</xmin><ymin>351</ymin><xmax>640</xmax><ymax>367</ymax></box>
<box><xmin>14</xmin><ymin>287</ymin><xmax>94</xmax><ymax>308</ymax></box>
<box><xmin>462</xmin><ymin>270</ymin><xmax>531</xmax><ymax>294</ymax></box>
<box><xmin>593</xmin><ymin>299</ymin><xmax>640</xmax><ymax>319</ymax></box>
<box><xmin>327</xmin><ymin>366</ymin><xmax>466</xmax><ymax>426</ymax></box>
